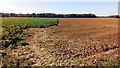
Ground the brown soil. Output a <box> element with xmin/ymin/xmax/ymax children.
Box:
<box><xmin>2</xmin><ymin>18</ymin><xmax>120</xmax><ymax>66</ymax></box>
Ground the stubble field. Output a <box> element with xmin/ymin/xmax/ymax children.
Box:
<box><xmin>2</xmin><ymin>18</ymin><xmax>120</xmax><ymax>66</ymax></box>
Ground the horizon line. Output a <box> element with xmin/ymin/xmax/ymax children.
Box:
<box><xmin>1</xmin><ymin>12</ymin><xmax>119</xmax><ymax>16</ymax></box>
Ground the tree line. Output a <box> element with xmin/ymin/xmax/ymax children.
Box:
<box><xmin>0</xmin><ymin>13</ymin><xmax>119</xmax><ymax>18</ymax></box>
<box><xmin>0</xmin><ymin>13</ymin><xmax>96</xmax><ymax>18</ymax></box>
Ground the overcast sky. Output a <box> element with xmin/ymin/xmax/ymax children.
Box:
<box><xmin>0</xmin><ymin>0</ymin><xmax>119</xmax><ymax>16</ymax></box>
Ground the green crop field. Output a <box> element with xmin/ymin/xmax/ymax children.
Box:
<box><xmin>2</xmin><ymin>17</ymin><xmax>59</xmax><ymax>48</ymax></box>
<box><xmin>2</xmin><ymin>17</ymin><xmax>59</xmax><ymax>28</ymax></box>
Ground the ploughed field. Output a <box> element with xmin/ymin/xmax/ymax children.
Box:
<box><xmin>2</xmin><ymin>18</ymin><xmax>120</xmax><ymax>66</ymax></box>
